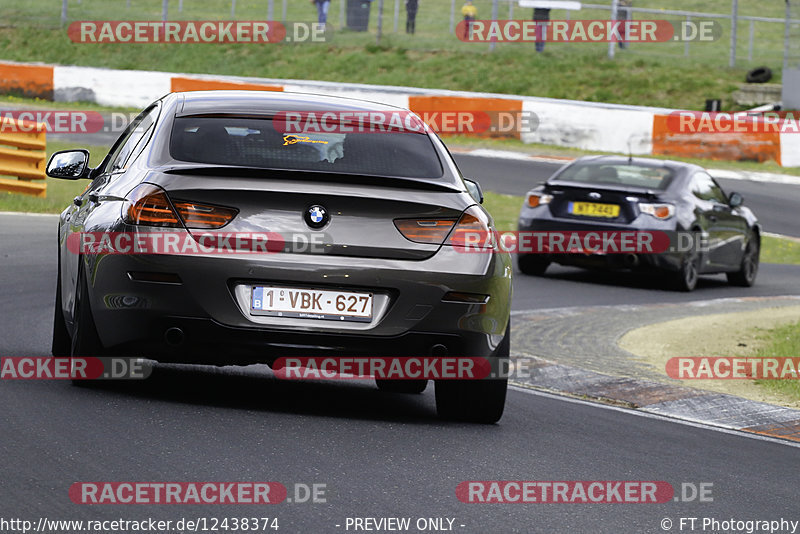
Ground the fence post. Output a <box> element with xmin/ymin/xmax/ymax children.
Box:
<box><xmin>450</xmin><ymin>0</ymin><xmax>456</xmax><ymax>34</ymax></box>
<box><xmin>685</xmin><ymin>15</ymin><xmax>691</xmax><ymax>57</ymax></box>
<box><xmin>394</xmin><ymin>0</ymin><xmax>399</xmax><ymax>32</ymax></box>
<box><xmin>377</xmin><ymin>0</ymin><xmax>385</xmax><ymax>45</ymax></box>
<box><xmin>340</xmin><ymin>0</ymin><xmax>345</xmax><ymax>28</ymax></box>
<box><xmin>61</xmin><ymin>0</ymin><xmax>67</xmax><ymax>26</ymax></box>
<box><xmin>282</xmin><ymin>0</ymin><xmax>287</xmax><ymax>21</ymax></box>
<box><xmin>608</xmin><ymin>0</ymin><xmax>618</xmax><ymax>59</ymax></box>
<box><xmin>489</xmin><ymin>0</ymin><xmax>499</xmax><ymax>51</ymax></box>
<box><xmin>162</xmin><ymin>0</ymin><xmax>168</xmax><ymax>22</ymax></box>
<box><xmin>748</xmin><ymin>19</ymin><xmax>754</xmax><ymax>61</ymax></box>
<box><xmin>729</xmin><ymin>0</ymin><xmax>738</xmax><ymax>67</ymax></box>
<box><xmin>784</xmin><ymin>1</ymin><xmax>792</xmax><ymax>73</ymax></box>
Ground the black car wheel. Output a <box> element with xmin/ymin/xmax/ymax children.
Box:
<box><xmin>376</xmin><ymin>379</ymin><xmax>428</xmax><ymax>394</ymax></box>
<box><xmin>518</xmin><ymin>254</ymin><xmax>549</xmax><ymax>276</ymax></box>
<box><xmin>52</xmin><ymin>253</ymin><xmax>72</xmax><ymax>357</ymax></box>
<box><xmin>673</xmin><ymin>233</ymin><xmax>700</xmax><ymax>292</ymax></box>
<box><xmin>727</xmin><ymin>234</ymin><xmax>760</xmax><ymax>287</ymax></box>
<box><xmin>71</xmin><ymin>259</ymin><xmax>104</xmax><ymax>386</ymax></box>
<box><xmin>435</xmin><ymin>322</ymin><xmax>509</xmax><ymax>424</ymax></box>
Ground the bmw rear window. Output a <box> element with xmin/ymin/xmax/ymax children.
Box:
<box><xmin>169</xmin><ymin>117</ymin><xmax>444</xmax><ymax>179</ymax></box>
<box><xmin>553</xmin><ymin>163</ymin><xmax>674</xmax><ymax>190</ymax></box>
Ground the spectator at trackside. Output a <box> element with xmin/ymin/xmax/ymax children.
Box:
<box><xmin>461</xmin><ymin>0</ymin><xmax>477</xmax><ymax>40</ymax></box>
<box><xmin>616</xmin><ymin>0</ymin><xmax>632</xmax><ymax>49</ymax></box>
<box><xmin>312</xmin><ymin>0</ymin><xmax>331</xmax><ymax>27</ymax></box>
<box><xmin>406</xmin><ymin>0</ymin><xmax>418</xmax><ymax>34</ymax></box>
<box><xmin>533</xmin><ymin>8</ymin><xmax>550</xmax><ymax>53</ymax></box>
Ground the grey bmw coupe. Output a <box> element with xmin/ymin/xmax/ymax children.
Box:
<box><xmin>47</xmin><ymin>90</ymin><xmax>512</xmax><ymax>423</ymax></box>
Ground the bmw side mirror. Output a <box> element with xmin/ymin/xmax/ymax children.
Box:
<box><xmin>46</xmin><ymin>149</ymin><xmax>91</xmax><ymax>179</ymax></box>
<box><xmin>464</xmin><ymin>178</ymin><xmax>484</xmax><ymax>204</ymax></box>
<box><xmin>729</xmin><ymin>192</ymin><xmax>744</xmax><ymax>208</ymax></box>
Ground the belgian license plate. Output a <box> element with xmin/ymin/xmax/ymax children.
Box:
<box><xmin>569</xmin><ymin>201</ymin><xmax>620</xmax><ymax>218</ymax></box>
<box><xmin>250</xmin><ymin>286</ymin><xmax>373</xmax><ymax>322</ymax></box>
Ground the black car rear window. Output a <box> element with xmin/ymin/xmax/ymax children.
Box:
<box><xmin>553</xmin><ymin>163</ymin><xmax>674</xmax><ymax>190</ymax></box>
<box><xmin>169</xmin><ymin>116</ymin><xmax>444</xmax><ymax>179</ymax></box>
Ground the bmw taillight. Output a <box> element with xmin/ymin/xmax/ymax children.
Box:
<box><xmin>172</xmin><ymin>200</ymin><xmax>238</xmax><ymax>229</ymax></box>
<box><xmin>445</xmin><ymin>206</ymin><xmax>494</xmax><ymax>248</ymax></box>
<box><xmin>123</xmin><ymin>184</ymin><xmax>181</xmax><ymax>227</ymax></box>
<box><xmin>123</xmin><ymin>184</ymin><xmax>237</xmax><ymax>229</ymax></box>
<box><xmin>394</xmin><ymin>218</ymin><xmax>457</xmax><ymax>244</ymax></box>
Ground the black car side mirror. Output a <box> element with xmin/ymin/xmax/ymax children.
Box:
<box><xmin>729</xmin><ymin>192</ymin><xmax>744</xmax><ymax>208</ymax></box>
<box><xmin>46</xmin><ymin>149</ymin><xmax>91</xmax><ymax>179</ymax></box>
<box><xmin>464</xmin><ymin>178</ymin><xmax>484</xmax><ymax>204</ymax></box>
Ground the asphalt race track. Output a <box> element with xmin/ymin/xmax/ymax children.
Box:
<box><xmin>2</xmin><ymin>154</ymin><xmax>800</xmax><ymax>532</ymax></box>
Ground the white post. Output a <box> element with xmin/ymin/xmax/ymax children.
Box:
<box><xmin>489</xmin><ymin>0</ymin><xmax>498</xmax><ymax>51</ymax></box>
<box><xmin>377</xmin><ymin>0</ymin><xmax>385</xmax><ymax>45</ymax></box>
<box><xmin>450</xmin><ymin>0</ymin><xmax>456</xmax><ymax>34</ymax></box>
<box><xmin>282</xmin><ymin>0</ymin><xmax>287</xmax><ymax>21</ymax></box>
<box><xmin>61</xmin><ymin>0</ymin><xmax>68</xmax><ymax>26</ymax></box>
<box><xmin>162</xmin><ymin>0</ymin><xmax>168</xmax><ymax>21</ymax></box>
<box><xmin>685</xmin><ymin>15</ymin><xmax>691</xmax><ymax>57</ymax></box>
<box><xmin>729</xmin><ymin>0</ymin><xmax>739</xmax><ymax>67</ymax></box>
<box><xmin>394</xmin><ymin>0</ymin><xmax>400</xmax><ymax>32</ymax></box>
<box><xmin>231</xmin><ymin>0</ymin><xmax>236</xmax><ymax>18</ymax></box>
<box><xmin>608</xmin><ymin>0</ymin><xmax>618</xmax><ymax>59</ymax></box>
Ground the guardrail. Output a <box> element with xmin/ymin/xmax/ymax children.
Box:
<box><xmin>0</xmin><ymin>118</ymin><xmax>47</xmax><ymax>197</ymax></box>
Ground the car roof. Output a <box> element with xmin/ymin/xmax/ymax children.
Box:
<box><xmin>175</xmin><ymin>90</ymin><xmax>408</xmax><ymax>117</ymax></box>
<box><xmin>568</xmin><ymin>155</ymin><xmax>703</xmax><ymax>175</ymax></box>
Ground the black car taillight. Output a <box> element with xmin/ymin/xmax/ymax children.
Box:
<box><xmin>122</xmin><ymin>184</ymin><xmax>237</xmax><ymax>229</ymax></box>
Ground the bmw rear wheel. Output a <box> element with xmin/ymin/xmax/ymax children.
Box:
<box><xmin>435</xmin><ymin>323</ymin><xmax>509</xmax><ymax>424</ymax></box>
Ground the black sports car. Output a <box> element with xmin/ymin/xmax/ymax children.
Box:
<box><xmin>517</xmin><ymin>155</ymin><xmax>760</xmax><ymax>291</ymax></box>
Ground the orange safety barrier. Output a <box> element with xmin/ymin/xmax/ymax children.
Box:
<box><xmin>0</xmin><ymin>62</ymin><xmax>54</xmax><ymax>100</ymax></box>
<box><xmin>171</xmin><ymin>76</ymin><xmax>284</xmax><ymax>93</ymax></box>
<box><xmin>0</xmin><ymin>118</ymin><xmax>47</xmax><ymax>198</ymax></box>
<box><xmin>652</xmin><ymin>114</ymin><xmax>781</xmax><ymax>163</ymax></box>
<box><xmin>408</xmin><ymin>96</ymin><xmax>524</xmax><ymax>140</ymax></box>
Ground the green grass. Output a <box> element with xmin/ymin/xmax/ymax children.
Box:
<box><xmin>0</xmin><ymin>0</ymin><xmax>789</xmax><ymax>111</ymax></box>
<box><xmin>483</xmin><ymin>191</ymin><xmax>523</xmax><ymax>232</ymax></box>
<box><xmin>761</xmin><ymin>235</ymin><xmax>800</xmax><ymax>265</ymax></box>
<box><xmin>753</xmin><ymin>321</ymin><xmax>800</xmax><ymax>400</ymax></box>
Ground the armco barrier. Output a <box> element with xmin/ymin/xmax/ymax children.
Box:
<box><xmin>2</xmin><ymin>60</ymin><xmax>798</xmax><ymax>166</ymax></box>
<box><xmin>0</xmin><ymin>119</ymin><xmax>47</xmax><ymax>198</ymax></box>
